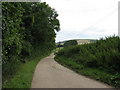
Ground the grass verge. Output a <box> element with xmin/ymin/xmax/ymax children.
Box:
<box><xmin>55</xmin><ymin>56</ymin><xmax>120</xmax><ymax>88</ymax></box>
<box><xmin>3</xmin><ymin>47</ymin><xmax>51</xmax><ymax>88</ymax></box>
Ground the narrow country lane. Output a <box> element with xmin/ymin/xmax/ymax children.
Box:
<box><xmin>31</xmin><ymin>53</ymin><xmax>112</xmax><ymax>88</ymax></box>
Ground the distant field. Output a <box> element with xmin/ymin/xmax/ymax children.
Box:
<box><xmin>76</xmin><ymin>39</ymin><xmax>96</xmax><ymax>45</ymax></box>
<box><xmin>56</xmin><ymin>39</ymin><xmax>97</xmax><ymax>45</ymax></box>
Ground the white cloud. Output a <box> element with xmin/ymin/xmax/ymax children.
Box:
<box><xmin>41</xmin><ymin>0</ymin><xmax>119</xmax><ymax>42</ymax></box>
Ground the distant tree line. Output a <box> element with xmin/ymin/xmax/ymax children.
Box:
<box><xmin>57</xmin><ymin>40</ymin><xmax>78</xmax><ymax>48</ymax></box>
<box><xmin>2</xmin><ymin>2</ymin><xmax>60</xmax><ymax>81</ymax></box>
<box><xmin>64</xmin><ymin>40</ymin><xmax>78</xmax><ymax>47</ymax></box>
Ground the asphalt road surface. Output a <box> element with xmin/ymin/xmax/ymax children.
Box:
<box><xmin>31</xmin><ymin>54</ymin><xmax>112</xmax><ymax>88</ymax></box>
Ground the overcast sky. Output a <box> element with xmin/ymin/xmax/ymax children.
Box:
<box><xmin>41</xmin><ymin>0</ymin><xmax>119</xmax><ymax>42</ymax></box>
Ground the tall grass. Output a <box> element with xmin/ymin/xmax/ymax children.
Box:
<box><xmin>55</xmin><ymin>36</ymin><xmax>120</xmax><ymax>87</ymax></box>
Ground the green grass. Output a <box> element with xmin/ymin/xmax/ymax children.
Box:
<box><xmin>55</xmin><ymin>56</ymin><xmax>120</xmax><ymax>88</ymax></box>
<box><xmin>3</xmin><ymin>47</ymin><xmax>51</xmax><ymax>88</ymax></box>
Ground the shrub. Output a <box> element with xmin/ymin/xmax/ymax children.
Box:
<box><xmin>56</xmin><ymin>36</ymin><xmax>120</xmax><ymax>74</ymax></box>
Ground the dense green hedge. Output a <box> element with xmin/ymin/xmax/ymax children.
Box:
<box><xmin>2</xmin><ymin>2</ymin><xmax>60</xmax><ymax>82</ymax></box>
<box><xmin>56</xmin><ymin>36</ymin><xmax>120</xmax><ymax>73</ymax></box>
<box><xmin>55</xmin><ymin>36</ymin><xmax>120</xmax><ymax>87</ymax></box>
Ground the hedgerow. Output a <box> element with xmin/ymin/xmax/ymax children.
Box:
<box><xmin>55</xmin><ymin>36</ymin><xmax>120</xmax><ymax>87</ymax></box>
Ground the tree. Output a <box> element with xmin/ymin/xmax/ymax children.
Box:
<box><xmin>64</xmin><ymin>40</ymin><xmax>78</xmax><ymax>47</ymax></box>
<box><xmin>2</xmin><ymin>2</ymin><xmax>60</xmax><ymax>81</ymax></box>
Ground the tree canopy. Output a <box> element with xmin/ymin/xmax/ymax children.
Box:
<box><xmin>64</xmin><ymin>40</ymin><xmax>78</xmax><ymax>47</ymax></box>
<box><xmin>2</xmin><ymin>2</ymin><xmax>60</xmax><ymax>81</ymax></box>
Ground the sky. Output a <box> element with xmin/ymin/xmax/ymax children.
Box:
<box><xmin>41</xmin><ymin>0</ymin><xmax>119</xmax><ymax>42</ymax></box>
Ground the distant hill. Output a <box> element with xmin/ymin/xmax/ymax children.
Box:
<box><xmin>56</xmin><ymin>39</ymin><xmax>97</xmax><ymax>45</ymax></box>
<box><xmin>76</xmin><ymin>39</ymin><xmax>97</xmax><ymax>45</ymax></box>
